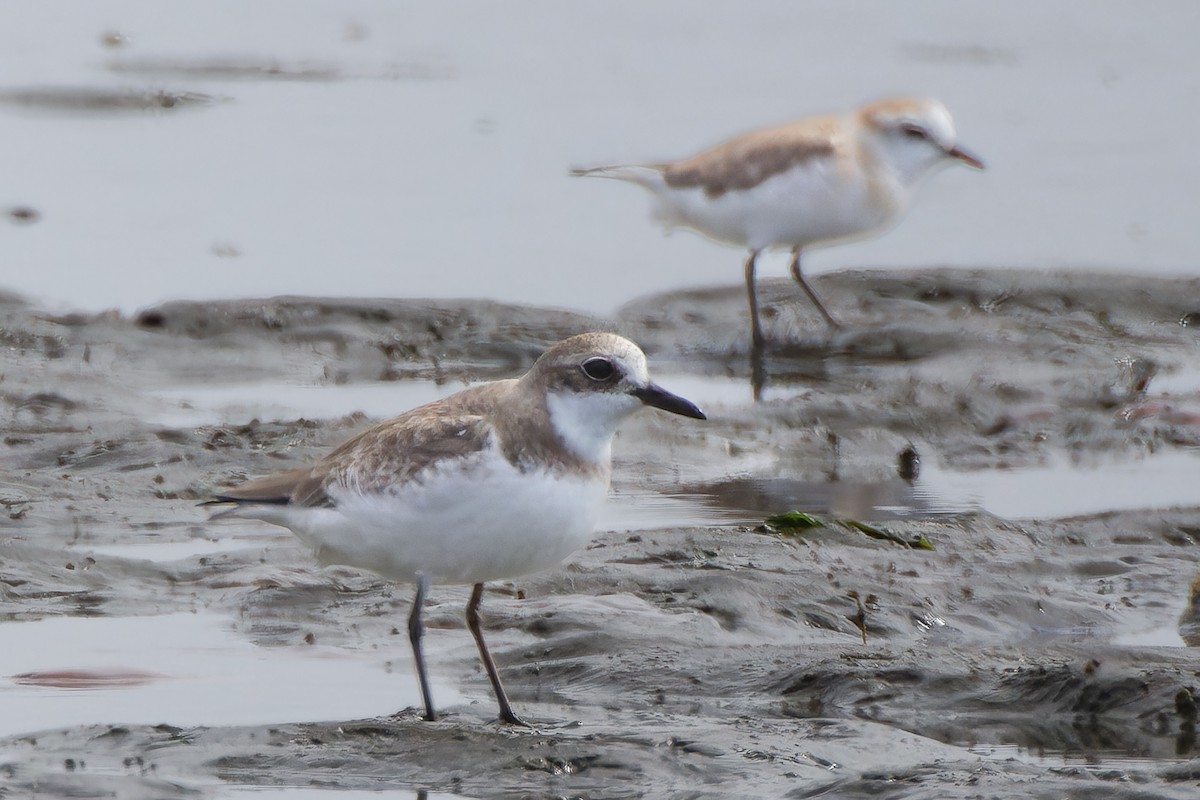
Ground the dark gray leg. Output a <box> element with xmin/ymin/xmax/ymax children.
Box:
<box><xmin>788</xmin><ymin>246</ymin><xmax>842</xmax><ymax>329</ymax></box>
<box><xmin>744</xmin><ymin>248</ymin><xmax>769</xmax><ymax>401</ymax></box>
<box><xmin>743</xmin><ymin>248</ymin><xmax>765</xmax><ymax>349</ymax></box>
<box><xmin>408</xmin><ymin>574</ymin><xmax>437</xmax><ymax>721</ymax></box>
<box><xmin>466</xmin><ymin>583</ymin><xmax>526</xmax><ymax>725</ymax></box>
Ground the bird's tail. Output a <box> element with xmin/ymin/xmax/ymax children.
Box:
<box><xmin>200</xmin><ymin>497</ymin><xmax>294</xmax><ymax>527</ymax></box>
<box><xmin>569</xmin><ymin>164</ymin><xmax>666</xmax><ymax>190</ymax></box>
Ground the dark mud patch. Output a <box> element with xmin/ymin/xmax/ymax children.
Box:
<box><xmin>126</xmin><ymin>295</ymin><xmax>608</xmax><ymax>385</ymax></box>
<box><xmin>107</xmin><ymin>57</ymin><xmax>456</xmax><ymax>82</ymax></box>
<box><xmin>0</xmin><ymin>87</ymin><xmax>221</xmax><ymax>113</ymax></box>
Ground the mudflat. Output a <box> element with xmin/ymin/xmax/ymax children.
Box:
<box><xmin>2</xmin><ymin>268</ymin><xmax>1199</xmax><ymax>798</ymax></box>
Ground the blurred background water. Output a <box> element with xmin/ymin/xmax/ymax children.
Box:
<box><xmin>0</xmin><ymin>0</ymin><xmax>1195</xmax><ymax>314</ymax></box>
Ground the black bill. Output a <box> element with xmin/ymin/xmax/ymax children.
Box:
<box><xmin>633</xmin><ymin>382</ymin><xmax>707</xmax><ymax>420</ymax></box>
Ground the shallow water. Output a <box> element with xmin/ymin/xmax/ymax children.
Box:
<box><xmin>689</xmin><ymin>448</ymin><xmax>1200</xmax><ymax>522</ymax></box>
<box><xmin>149</xmin><ymin>377</ymin><xmax>1200</xmax><ymax>524</ymax></box>
<box><xmin>144</xmin><ymin>373</ymin><xmax>794</xmax><ymax>428</ymax></box>
<box><xmin>909</xmin><ymin>449</ymin><xmax>1200</xmax><ymax>520</ymax></box>
<box><xmin>1113</xmin><ymin>625</ymin><xmax>1188</xmax><ymax>648</ymax></box>
<box><xmin>2</xmin><ymin>1</ymin><xmax>1198</xmax><ymax>315</ymax></box>
<box><xmin>967</xmin><ymin>742</ymin><xmax>1195</xmax><ymax>770</ymax></box>
<box><xmin>0</xmin><ymin>612</ymin><xmax>459</xmax><ymax>739</ymax></box>
<box><xmin>218</xmin><ymin>791</ymin><xmax>470</xmax><ymax>800</ymax></box>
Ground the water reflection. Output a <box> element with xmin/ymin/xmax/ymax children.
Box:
<box><xmin>692</xmin><ymin>450</ymin><xmax>1200</xmax><ymax>522</ymax></box>
<box><xmin>967</xmin><ymin>742</ymin><xmax>1196</xmax><ymax>770</ymax></box>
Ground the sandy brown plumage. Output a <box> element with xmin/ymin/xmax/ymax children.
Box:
<box><xmin>663</xmin><ymin>117</ymin><xmax>841</xmax><ymax>199</ymax></box>
<box><xmin>209</xmin><ymin>378</ymin><xmax>611</xmax><ymax>512</ymax></box>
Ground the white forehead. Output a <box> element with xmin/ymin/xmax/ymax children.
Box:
<box><xmin>867</xmin><ymin>97</ymin><xmax>958</xmax><ymax>145</ymax></box>
<box><xmin>605</xmin><ymin>339</ymin><xmax>650</xmax><ymax>383</ymax></box>
<box><xmin>913</xmin><ymin>100</ymin><xmax>957</xmax><ymax>145</ymax></box>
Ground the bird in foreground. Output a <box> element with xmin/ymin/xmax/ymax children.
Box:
<box><xmin>204</xmin><ymin>332</ymin><xmax>706</xmax><ymax>724</ymax></box>
<box><xmin>572</xmin><ymin>96</ymin><xmax>985</xmax><ymax>344</ymax></box>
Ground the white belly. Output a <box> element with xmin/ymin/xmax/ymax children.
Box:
<box><xmin>654</xmin><ymin>162</ymin><xmax>902</xmax><ymax>251</ymax></box>
<box><xmin>265</xmin><ymin>457</ymin><xmax>610</xmax><ymax>585</ymax></box>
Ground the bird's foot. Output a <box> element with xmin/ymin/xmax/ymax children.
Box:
<box><xmin>498</xmin><ymin>708</ymin><xmax>532</xmax><ymax>728</ymax></box>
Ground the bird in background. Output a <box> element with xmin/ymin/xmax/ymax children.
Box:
<box><xmin>572</xmin><ymin>96</ymin><xmax>985</xmax><ymax>346</ymax></box>
<box><xmin>204</xmin><ymin>333</ymin><xmax>705</xmax><ymax>725</ymax></box>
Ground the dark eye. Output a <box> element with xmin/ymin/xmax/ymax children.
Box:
<box><xmin>581</xmin><ymin>357</ymin><xmax>616</xmax><ymax>381</ymax></box>
<box><xmin>900</xmin><ymin>123</ymin><xmax>927</xmax><ymax>140</ymax></box>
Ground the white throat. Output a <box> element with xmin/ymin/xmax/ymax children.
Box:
<box><xmin>545</xmin><ymin>390</ymin><xmax>640</xmax><ymax>464</ymax></box>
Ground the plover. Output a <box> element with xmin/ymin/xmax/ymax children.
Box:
<box><xmin>205</xmin><ymin>332</ymin><xmax>705</xmax><ymax>724</ymax></box>
<box><xmin>572</xmin><ymin>96</ymin><xmax>985</xmax><ymax>343</ymax></box>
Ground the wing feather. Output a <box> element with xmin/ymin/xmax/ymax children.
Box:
<box><xmin>663</xmin><ymin>118</ymin><xmax>842</xmax><ymax>199</ymax></box>
<box><xmin>206</xmin><ymin>384</ymin><xmax>507</xmax><ymax>512</ymax></box>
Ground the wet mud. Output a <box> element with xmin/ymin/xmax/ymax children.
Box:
<box><xmin>2</xmin><ymin>268</ymin><xmax>1200</xmax><ymax>798</ymax></box>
